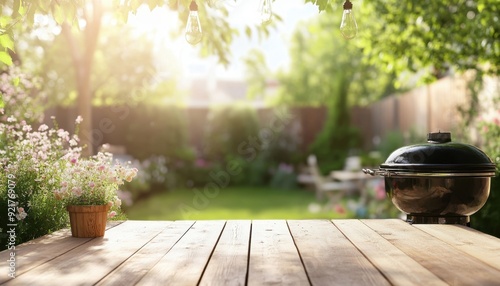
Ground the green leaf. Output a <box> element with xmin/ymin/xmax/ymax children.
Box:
<box><xmin>477</xmin><ymin>3</ymin><xmax>485</xmax><ymax>12</ymax></box>
<box><xmin>0</xmin><ymin>51</ymin><xmax>12</xmax><ymax>66</ymax></box>
<box><xmin>245</xmin><ymin>26</ymin><xmax>252</xmax><ymax>38</ymax></box>
<box><xmin>0</xmin><ymin>16</ymin><xmax>10</xmax><ymax>27</ymax></box>
<box><xmin>0</xmin><ymin>34</ymin><xmax>15</xmax><ymax>50</ymax></box>
<box><xmin>12</xmin><ymin>77</ymin><xmax>20</xmax><ymax>86</ymax></box>
<box><xmin>52</xmin><ymin>6</ymin><xmax>66</xmax><ymax>25</ymax></box>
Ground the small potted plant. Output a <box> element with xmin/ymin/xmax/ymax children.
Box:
<box><xmin>54</xmin><ymin>152</ymin><xmax>138</xmax><ymax>238</ymax></box>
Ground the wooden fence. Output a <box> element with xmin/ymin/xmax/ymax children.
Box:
<box><xmin>46</xmin><ymin>74</ymin><xmax>497</xmax><ymax>156</ymax></box>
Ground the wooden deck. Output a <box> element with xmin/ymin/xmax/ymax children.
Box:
<box><xmin>2</xmin><ymin>219</ymin><xmax>500</xmax><ymax>285</ymax></box>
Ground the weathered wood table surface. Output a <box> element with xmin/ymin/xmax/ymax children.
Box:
<box><xmin>2</xmin><ymin>219</ymin><xmax>500</xmax><ymax>285</ymax></box>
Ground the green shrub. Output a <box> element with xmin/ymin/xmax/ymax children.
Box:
<box><xmin>203</xmin><ymin>105</ymin><xmax>260</xmax><ymax>161</ymax></box>
<box><xmin>126</xmin><ymin>104</ymin><xmax>193</xmax><ymax>161</ymax></box>
<box><xmin>471</xmin><ymin>110</ymin><xmax>500</xmax><ymax>237</ymax></box>
<box><xmin>377</xmin><ymin>130</ymin><xmax>406</xmax><ymax>159</ymax></box>
<box><xmin>0</xmin><ymin>69</ymin><xmax>68</xmax><ymax>250</ymax></box>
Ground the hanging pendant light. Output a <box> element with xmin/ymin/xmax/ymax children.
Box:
<box><xmin>185</xmin><ymin>1</ymin><xmax>203</xmax><ymax>45</ymax></box>
<box><xmin>259</xmin><ymin>0</ymin><xmax>272</xmax><ymax>24</ymax></box>
<box><xmin>340</xmin><ymin>0</ymin><xmax>358</xmax><ymax>39</ymax></box>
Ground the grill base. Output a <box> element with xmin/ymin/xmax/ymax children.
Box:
<box><xmin>406</xmin><ymin>214</ymin><xmax>470</xmax><ymax>226</ymax></box>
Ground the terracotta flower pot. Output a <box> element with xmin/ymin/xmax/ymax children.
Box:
<box><xmin>66</xmin><ymin>205</ymin><xmax>110</xmax><ymax>238</ymax></box>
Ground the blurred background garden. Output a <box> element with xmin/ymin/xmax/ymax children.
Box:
<box><xmin>0</xmin><ymin>0</ymin><xmax>499</xmax><ymax>249</ymax></box>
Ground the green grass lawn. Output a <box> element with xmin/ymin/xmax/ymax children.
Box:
<box><xmin>124</xmin><ymin>187</ymin><xmax>352</xmax><ymax>220</ymax></box>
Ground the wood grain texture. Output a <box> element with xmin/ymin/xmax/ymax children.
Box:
<box><xmin>334</xmin><ymin>219</ymin><xmax>447</xmax><ymax>286</ymax></box>
<box><xmin>4</xmin><ymin>221</ymin><xmax>169</xmax><ymax>286</ymax></box>
<box><xmin>199</xmin><ymin>220</ymin><xmax>251</xmax><ymax>286</ymax></box>
<box><xmin>364</xmin><ymin>219</ymin><xmax>500</xmax><ymax>285</ymax></box>
<box><xmin>289</xmin><ymin>219</ymin><xmax>390</xmax><ymax>286</ymax></box>
<box><xmin>414</xmin><ymin>224</ymin><xmax>500</xmax><ymax>271</ymax></box>
<box><xmin>97</xmin><ymin>221</ymin><xmax>195</xmax><ymax>286</ymax></box>
<box><xmin>137</xmin><ymin>220</ymin><xmax>226</xmax><ymax>286</ymax></box>
<box><xmin>0</xmin><ymin>221</ymin><xmax>123</xmax><ymax>284</ymax></box>
<box><xmin>247</xmin><ymin>220</ymin><xmax>309</xmax><ymax>286</ymax></box>
<box><xmin>3</xmin><ymin>219</ymin><xmax>500</xmax><ymax>286</ymax></box>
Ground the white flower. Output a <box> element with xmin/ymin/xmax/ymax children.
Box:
<box><xmin>75</xmin><ymin>115</ymin><xmax>83</xmax><ymax>124</ymax></box>
<box><xmin>113</xmin><ymin>196</ymin><xmax>122</xmax><ymax>207</ymax></box>
<box><xmin>16</xmin><ymin>207</ymin><xmax>28</xmax><ymax>220</ymax></box>
<box><xmin>38</xmin><ymin>124</ymin><xmax>49</xmax><ymax>132</ymax></box>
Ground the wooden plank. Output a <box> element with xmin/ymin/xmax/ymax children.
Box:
<box><xmin>288</xmin><ymin>220</ymin><xmax>389</xmax><ymax>286</ymax></box>
<box><xmin>363</xmin><ymin>219</ymin><xmax>500</xmax><ymax>285</ymax></box>
<box><xmin>414</xmin><ymin>224</ymin><xmax>500</xmax><ymax>271</ymax></box>
<box><xmin>199</xmin><ymin>220</ymin><xmax>251</xmax><ymax>286</ymax></box>
<box><xmin>5</xmin><ymin>221</ymin><xmax>170</xmax><ymax>285</ymax></box>
<box><xmin>247</xmin><ymin>220</ymin><xmax>309</xmax><ymax>286</ymax></box>
<box><xmin>334</xmin><ymin>219</ymin><xmax>447</xmax><ymax>286</ymax></box>
<box><xmin>0</xmin><ymin>221</ymin><xmax>123</xmax><ymax>283</ymax></box>
<box><xmin>137</xmin><ymin>220</ymin><xmax>226</xmax><ymax>286</ymax></box>
<box><xmin>96</xmin><ymin>221</ymin><xmax>195</xmax><ymax>285</ymax></box>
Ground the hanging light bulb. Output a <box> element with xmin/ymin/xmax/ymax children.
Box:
<box><xmin>340</xmin><ymin>0</ymin><xmax>358</xmax><ymax>39</ymax></box>
<box><xmin>259</xmin><ymin>0</ymin><xmax>272</xmax><ymax>24</ymax></box>
<box><xmin>185</xmin><ymin>1</ymin><xmax>202</xmax><ymax>45</ymax></box>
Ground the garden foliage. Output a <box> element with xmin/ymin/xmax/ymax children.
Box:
<box><xmin>0</xmin><ymin>69</ymin><xmax>134</xmax><ymax>250</ymax></box>
<box><xmin>472</xmin><ymin>106</ymin><xmax>500</xmax><ymax>237</ymax></box>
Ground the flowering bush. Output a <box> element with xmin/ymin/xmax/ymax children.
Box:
<box><xmin>54</xmin><ymin>152</ymin><xmax>137</xmax><ymax>218</ymax></box>
<box><xmin>0</xmin><ymin>66</ymin><xmax>46</xmax><ymax>123</ymax></box>
<box><xmin>0</xmin><ymin>69</ymin><xmax>137</xmax><ymax>249</ymax></box>
<box><xmin>0</xmin><ymin>115</ymin><xmax>80</xmax><ymax>250</ymax></box>
<box><xmin>120</xmin><ymin>156</ymin><xmax>169</xmax><ymax>202</ymax></box>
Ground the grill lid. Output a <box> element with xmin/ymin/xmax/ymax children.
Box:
<box><xmin>365</xmin><ymin>132</ymin><xmax>496</xmax><ymax>177</ymax></box>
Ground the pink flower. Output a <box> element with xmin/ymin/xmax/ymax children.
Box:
<box><xmin>108</xmin><ymin>211</ymin><xmax>117</xmax><ymax>218</ymax></box>
<box><xmin>71</xmin><ymin>187</ymin><xmax>82</xmax><ymax>197</ymax></box>
<box><xmin>375</xmin><ymin>180</ymin><xmax>387</xmax><ymax>200</ymax></box>
<box><xmin>88</xmin><ymin>182</ymin><xmax>95</xmax><ymax>188</ymax></box>
<box><xmin>195</xmin><ymin>158</ymin><xmax>208</xmax><ymax>168</ymax></box>
<box><xmin>334</xmin><ymin>204</ymin><xmax>346</xmax><ymax>214</ymax></box>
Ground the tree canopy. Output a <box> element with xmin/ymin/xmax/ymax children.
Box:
<box><xmin>1</xmin><ymin>0</ymin><xmax>499</xmax><ymax>155</ymax></box>
<box><xmin>0</xmin><ymin>0</ymin><xmax>261</xmax><ymax>154</ymax></box>
<box><xmin>308</xmin><ymin>0</ymin><xmax>500</xmax><ymax>82</ymax></box>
